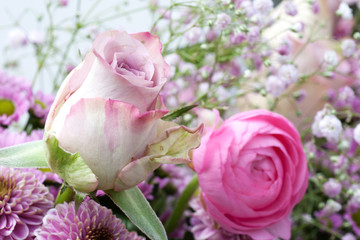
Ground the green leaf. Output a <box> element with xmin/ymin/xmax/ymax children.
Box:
<box><xmin>106</xmin><ymin>187</ymin><xmax>167</xmax><ymax>240</ymax></box>
<box><xmin>0</xmin><ymin>140</ymin><xmax>48</xmax><ymax>168</ymax></box>
<box><xmin>161</xmin><ymin>104</ymin><xmax>198</xmax><ymax>121</ymax></box>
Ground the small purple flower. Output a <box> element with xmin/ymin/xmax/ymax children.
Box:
<box><xmin>284</xmin><ymin>2</ymin><xmax>298</xmax><ymax>16</ymax></box>
<box><xmin>278</xmin><ymin>64</ymin><xmax>298</xmax><ymax>86</ymax></box>
<box><xmin>31</xmin><ymin>91</ymin><xmax>55</xmax><ymax>123</ymax></box>
<box><xmin>323</xmin><ymin>178</ymin><xmax>342</xmax><ymax>198</ymax></box>
<box><xmin>230</xmin><ymin>32</ymin><xmax>246</xmax><ymax>45</ymax></box>
<box><xmin>34</xmin><ymin>200</ymin><xmax>145</xmax><ymax>240</ymax></box>
<box><xmin>206</xmin><ymin>29</ymin><xmax>219</xmax><ymax>42</ymax></box>
<box><xmin>277</xmin><ymin>38</ymin><xmax>292</xmax><ymax>56</ymax></box>
<box><xmin>214</xmin><ymin>13</ymin><xmax>231</xmax><ymax>30</ymax></box>
<box><xmin>0</xmin><ymin>71</ymin><xmax>32</xmax><ymax>126</ymax></box>
<box><xmin>0</xmin><ymin>166</ymin><xmax>54</xmax><ymax>239</ymax></box>
<box><xmin>265</xmin><ymin>75</ymin><xmax>286</xmax><ymax>97</ymax></box>
<box><xmin>336</xmin><ymin>86</ymin><xmax>355</xmax><ymax>108</ymax></box>
<box><xmin>253</xmin><ymin>0</ymin><xmax>273</xmax><ymax>14</ymax></box>
<box><xmin>185</xmin><ymin>27</ymin><xmax>202</xmax><ymax>45</ymax></box>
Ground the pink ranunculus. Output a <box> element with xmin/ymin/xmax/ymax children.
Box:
<box><xmin>192</xmin><ymin>109</ymin><xmax>309</xmax><ymax>240</ymax></box>
<box><xmin>44</xmin><ymin>30</ymin><xmax>174</xmax><ymax>192</ymax></box>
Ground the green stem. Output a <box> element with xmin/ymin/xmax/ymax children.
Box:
<box><xmin>55</xmin><ymin>184</ymin><xmax>75</xmax><ymax>205</ymax></box>
<box><xmin>52</xmin><ymin>0</ymin><xmax>82</xmax><ymax>90</ymax></box>
<box><xmin>165</xmin><ymin>175</ymin><xmax>199</xmax><ymax>234</ymax></box>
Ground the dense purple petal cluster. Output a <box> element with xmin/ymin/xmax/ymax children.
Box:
<box><xmin>34</xmin><ymin>200</ymin><xmax>145</xmax><ymax>240</ymax></box>
<box><xmin>0</xmin><ymin>166</ymin><xmax>54</xmax><ymax>239</ymax></box>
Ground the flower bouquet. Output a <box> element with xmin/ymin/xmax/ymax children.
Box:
<box><xmin>1</xmin><ymin>0</ymin><xmax>360</xmax><ymax>239</ymax></box>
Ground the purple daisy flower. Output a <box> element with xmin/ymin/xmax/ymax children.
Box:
<box><xmin>0</xmin><ymin>71</ymin><xmax>32</xmax><ymax>126</ymax></box>
<box><xmin>0</xmin><ymin>166</ymin><xmax>54</xmax><ymax>239</ymax></box>
<box><xmin>34</xmin><ymin>200</ymin><xmax>145</xmax><ymax>240</ymax></box>
<box><xmin>30</xmin><ymin>91</ymin><xmax>54</xmax><ymax>123</ymax></box>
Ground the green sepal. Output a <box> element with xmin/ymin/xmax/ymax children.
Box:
<box><xmin>44</xmin><ymin>134</ymin><xmax>98</xmax><ymax>193</ymax></box>
<box><xmin>106</xmin><ymin>187</ymin><xmax>167</xmax><ymax>240</ymax></box>
<box><xmin>0</xmin><ymin>140</ymin><xmax>48</xmax><ymax>168</ymax></box>
<box><xmin>147</xmin><ymin>124</ymin><xmax>203</xmax><ymax>164</ymax></box>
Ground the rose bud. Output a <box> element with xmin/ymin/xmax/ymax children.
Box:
<box><xmin>192</xmin><ymin>109</ymin><xmax>308</xmax><ymax>240</ymax></box>
<box><xmin>44</xmin><ymin>30</ymin><xmax>202</xmax><ymax>193</ymax></box>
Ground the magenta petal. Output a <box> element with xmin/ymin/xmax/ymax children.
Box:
<box><xmin>11</xmin><ymin>221</ymin><xmax>29</xmax><ymax>240</ymax></box>
<box><xmin>265</xmin><ymin>216</ymin><xmax>291</xmax><ymax>240</ymax></box>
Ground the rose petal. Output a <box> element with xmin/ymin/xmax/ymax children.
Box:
<box><xmin>57</xmin><ymin>96</ymin><xmax>167</xmax><ymax>190</ymax></box>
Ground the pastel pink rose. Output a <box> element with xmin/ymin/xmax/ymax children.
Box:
<box><xmin>45</xmin><ymin>30</ymin><xmax>170</xmax><ymax>191</ymax></box>
<box><xmin>193</xmin><ymin>110</ymin><xmax>309</xmax><ymax>240</ymax></box>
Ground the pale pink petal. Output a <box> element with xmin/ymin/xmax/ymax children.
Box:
<box><xmin>131</xmin><ymin>32</ymin><xmax>171</xmax><ymax>85</ymax></box>
<box><xmin>45</xmin><ymin>53</ymin><xmax>95</xmax><ymax>131</ymax></box>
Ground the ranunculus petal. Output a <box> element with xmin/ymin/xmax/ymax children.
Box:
<box><xmin>265</xmin><ymin>216</ymin><xmax>291</xmax><ymax>240</ymax></box>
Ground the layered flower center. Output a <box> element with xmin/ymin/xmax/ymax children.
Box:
<box><xmin>86</xmin><ymin>227</ymin><xmax>113</xmax><ymax>240</ymax></box>
<box><xmin>0</xmin><ymin>99</ymin><xmax>15</xmax><ymax>116</ymax></box>
<box><xmin>249</xmin><ymin>155</ymin><xmax>277</xmax><ymax>182</ymax></box>
<box><xmin>111</xmin><ymin>51</ymin><xmax>154</xmax><ymax>83</ymax></box>
<box><xmin>114</xmin><ymin>61</ymin><xmax>146</xmax><ymax>80</ymax></box>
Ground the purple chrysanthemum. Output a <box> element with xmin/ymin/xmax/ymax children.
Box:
<box><xmin>30</xmin><ymin>91</ymin><xmax>54</xmax><ymax>123</ymax></box>
<box><xmin>34</xmin><ymin>200</ymin><xmax>145</xmax><ymax>240</ymax></box>
<box><xmin>0</xmin><ymin>166</ymin><xmax>54</xmax><ymax>239</ymax></box>
<box><xmin>0</xmin><ymin>71</ymin><xmax>32</xmax><ymax>126</ymax></box>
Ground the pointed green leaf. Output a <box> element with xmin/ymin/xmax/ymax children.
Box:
<box><xmin>0</xmin><ymin>140</ymin><xmax>48</xmax><ymax>168</ymax></box>
<box><xmin>161</xmin><ymin>104</ymin><xmax>198</xmax><ymax>121</ymax></box>
<box><xmin>106</xmin><ymin>187</ymin><xmax>167</xmax><ymax>240</ymax></box>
